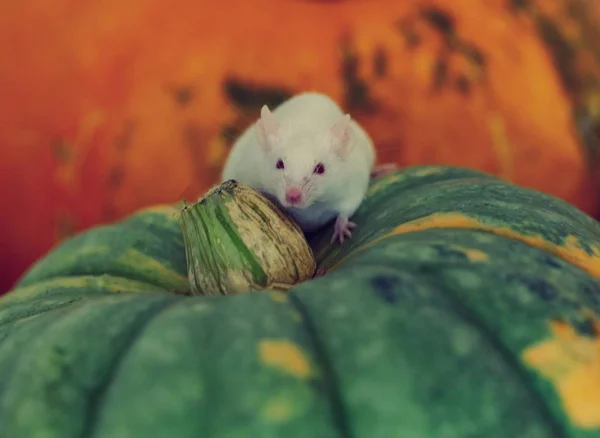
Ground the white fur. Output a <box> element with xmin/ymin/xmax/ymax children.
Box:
<box><xmin>221</xmin><ymin>92</ymin><xmax>375</xmax><ymax>232</ymax></box>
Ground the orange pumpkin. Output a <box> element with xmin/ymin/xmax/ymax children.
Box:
<box><xmin>527</xmin><ymin>0</ymin><xmax>600</xmax><ymax>193</ymax></box>
<box><xmin>0</xmin><ymin>0</ymin><xmax>599</xmax><ymax>293</ymax></box>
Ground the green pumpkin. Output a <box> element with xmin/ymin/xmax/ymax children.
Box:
<box><xmin>2</xmin><ymin>165</ymin><xmax>600</xmax><ymax>438</ymax></box>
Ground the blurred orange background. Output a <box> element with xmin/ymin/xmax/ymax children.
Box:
<box><xmin>1</xmin><ymin>0</ymin><xmax>600</xmax><ymax>293</ymax></box>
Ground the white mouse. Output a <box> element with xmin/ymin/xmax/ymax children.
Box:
<box><xmin>221</xmin><ymin>91</ymin><xmax>394</xmax><ymax>244</ymax></box>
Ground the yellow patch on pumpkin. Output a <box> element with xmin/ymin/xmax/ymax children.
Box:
<box><xmin>259</xmin><ymin>340</ymin><xmax>313</xmax><ymax>379</ymax></box>
<box><xmin>269</xmin><ymin>291</ymin><xmax>288</xmax><ymax>303</ymax></box>
<box><xmin>329</xmin><ymin>212</ymin><xmax>600</xmax><ymax>281</ymax></box>
<box><xmin>366</xmin><ymin>167</ymin><xmax>444</xmax><ymax>197</ymax></box>
<box><xmin>57</xmin><ymin>245</ymin><xmax>111</xmax><ymax>262</ymax></box>
<box><xmin>450</xmin><ymin>245</ymin><xmax>489</xmax><ymax>262</ymax></box>
<box><xmin>1</xmin><ymin>275</ymin><xmax>164</xmax><ymax>304</ymax></box>
<box><xmin>261</xmin><ymin>396</ymin><xmax>294</xmax><ymax>422</ymax></box>
<box><xmin>366</xmin><ymin>173</ymin><xmax>405</xmax><ymax>197</ymax></box>
<box><xmin>411</xmin><ymin>166</ymin><xmax>445</xmax><ymax>177</ymax></box>
<box><xmin>117</xmin><ymin>249</ymin><xmax>189</xmax><ymax>289</ymax></box>
<box><xmin>522</xmin><ymin>318</ymin><xmax>600</xmax><ymax>429</ymax></box>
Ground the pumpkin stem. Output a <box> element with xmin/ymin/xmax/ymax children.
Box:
<box><xmin>180</xmin><ymin>181</ymin><xmax>316</xmax><ymax>296</ymax></box>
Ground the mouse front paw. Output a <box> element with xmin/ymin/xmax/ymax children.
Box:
<box><xmin>330</xmin><ymin>215</ymin><xmax>356</xmax><ymax>245</ymax></box>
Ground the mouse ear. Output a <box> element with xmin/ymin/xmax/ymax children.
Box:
<box><xmin>255</xmin><ymin>105</ymin><xmax>279</xmax><ymax>151</ymax></box>
<box><xmin>329</xmin><ymin>114</ymin><xmax>352</xmax><ymax>157</ymax></box>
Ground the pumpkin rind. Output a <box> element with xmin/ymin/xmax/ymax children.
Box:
<box><xmin>3</xmin><ymin>0</ymin><xmax>600</xmax><ymax>295</ymax></box>
<box><xmin>0</xmin><ymin>275</ymin><xmax>169</xmax><ymax>328</ymax></box>
<box><xmin>2</xmin><ymin>165</ymin><xmax>600</xmax><ymax>437</ymax></box>
<box><xmin>16</xmin><ymin>205</ymin><xmax>188</xmax><ymax>291</ymax></box>
<box><xmin>312</xmin><ymin>165</ymin><xmax>600</xmax><ymax>276</ymax></box>
<box><xmin>87</xmin><ymin>294</ymin><xmax>339</xmax><ymax>438</ymax></box>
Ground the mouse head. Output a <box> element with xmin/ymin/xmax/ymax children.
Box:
<box><xmin>255</xmin><ymin>105</ymin><xmax>353</xmax><ymax>209</ymax></box>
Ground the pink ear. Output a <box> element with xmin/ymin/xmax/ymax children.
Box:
<box><xmin>330</xmin><ymin>114</ymin><xmax>352</xmax><ymax>156</ymax></box>
<box><xmin>255</xmin><ymin>105</ymin><xmax>279</xmax><ymax>151</ymax></box>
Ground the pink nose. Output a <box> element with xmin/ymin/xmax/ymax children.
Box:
<box><xmin>285</xmin><ymin>187</ymin><xmax>302</xmax><ymax>205</ymax></box>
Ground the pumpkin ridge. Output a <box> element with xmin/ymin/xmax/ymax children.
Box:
<box><xmin>0</xmin><ymin>275</ymin><xmax>171</xmax><ymax>328</ymax></box>
<box><xmin>0</xmin><ymin>291</ymin><xmax>120</xmax><ymax>426</ymax></box>
<box><xmin>0</xmin><ymin>304</ymin><xmax>80</xmax><ymax>410</ymax></box>
<box><xmin>0</xmin><ymin>296</ymin><xmax>86</xmax><ymax>330</ymax></box>
<box><xmin>325</xmin><ymin>212</ymin><xmax>600</xmax><ymax>281</ymax></box>
<box><xmin>418</xmin><ymin>273</ymin><xmax>569</xmax><ymax>438</ymax></box>
<box><xmin>286</xmin><ymin>293</ymin><xmax>353</xmax><ymax>438</ymax></box>
<box><xmin>15</xmin><ymin>210</ymin><xmax>188</xmax><ymax>290</ymax></box>
<box><xmin>313</xmin><ymin>171</ymin><xmax>600</xmax><ymax>271</ymax></box>
<box><xmin>0</xmin><ymin>304</ymin><xmax>76</xmax><ymax>355</ymax></box>
<box><xmin>312</xmin><ymin>175</ymin><xmax>503</xmax><ymax>264</ymax></box>
<box><xmin>0</xmin><ymin>289</ymin><xmax>170</xmax><ymax>331</ymax></box>
<box><xmin>82</xmin><ymin>297</ymin><xmax>182</xmax><ymax>438</ymax></box>
<box><xmin>365</xmin><ymin>167</ymin><xmax>497</xmax><ymax>198</ymax></box>
<box><xmin>382</xmin><ymin>214</ymin><xmax>600</xmax><ymax>281</ymax></box>
<box><xmin>3</xmin><ymin>275</ymin><xmax>170</xmax><ymax>303</ymax></box>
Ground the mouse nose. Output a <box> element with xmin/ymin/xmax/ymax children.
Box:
<box><xmin>285</xmin><ymin>187</ymin><xmax>303</xmax><ymax>205</ymax></box>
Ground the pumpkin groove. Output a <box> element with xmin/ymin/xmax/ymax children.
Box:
<box><xmin>288</xmin><ymin>263</ymin><xmax>558</xmax><ymax>438</ymax></box>
<box><xmin>90</xmin><ymin>294</ymin><xmax>342</xmax><ymax>438</ymax></box>
<box><xmin>81</xmin><ymin>297</ymin><xmax>183</xmax><ymax>438</ymax></box>
<box><xmin>3</xmin><ymin>294</ymin><xmax>180</xmax><ymax>438</ymax></box>
<box><xmin>0</xmin><ymin>307</ymin><xmax>76</xmax><ymax>406</ymax></box>
<box><xmin>399</xmin><ymin>265</ymin><xmax>566</xmax><ymax>438</ymax></box>
<box><xmin>285</xmin><ymin>292</ymin><xmax>353</xmax><ymax>438</ymax></box>
<box><xmin>2</xmin><ymin>165</ymin><xmax>600</xmax><ymax>436</ymax></box>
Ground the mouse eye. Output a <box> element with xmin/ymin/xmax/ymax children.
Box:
<box><xmin>276</xmin><ymin>159</ymin><xmax>285</xmax><ymax>170</ymax></box>
<box><xmin>313</xmin><ymin>163</ymin><xmax>325</xmax><ymax>175</ymax></box>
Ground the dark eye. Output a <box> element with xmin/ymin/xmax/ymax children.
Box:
<box><xmin>276</xmin><ymin>159</ymin><xmax>285</xmax><ymax>169</ymax></box>
<box><xmin>313</xmin><ymin>163</ymin><xmax>325</xmax><ymax>174</ymax></box>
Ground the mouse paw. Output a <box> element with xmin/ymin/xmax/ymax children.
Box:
<box><xmin>330</xmin><ymin>216</ymin><xmax>356</xmax><ymax>245</ymax></box>
<box><xmin>370</xmin><ymin>163</ymin><xmax>398</xmax><ymax>179</ymax></box>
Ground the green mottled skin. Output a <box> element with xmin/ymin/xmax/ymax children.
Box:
<box><xmin>3</xmin><ymin>165</ymin><xmax>600</xmax><ymax>438</ymax></box>
<box><xmin>17</xmin><ymin>206</ymin><xmax>189</xmax><ymax>291</ymax></box>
